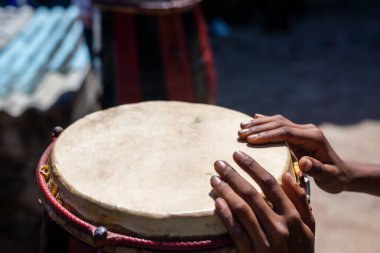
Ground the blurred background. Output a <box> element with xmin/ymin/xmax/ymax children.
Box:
<box><xmin>0</xmin><ymin>0</ymin><xmax>379</xmax><ymax>252</ymax></box>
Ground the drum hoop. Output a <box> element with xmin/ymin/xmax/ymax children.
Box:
<box><xmin>36</xmin><ymin>140</ymin><xmax>234</xmax><ymax>251</ymax></box>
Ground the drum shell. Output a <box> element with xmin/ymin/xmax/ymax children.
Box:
<box><xmin>93</xmin><ymin>3</ymin><xmax>217</xmax><ymax>107</ymax></box>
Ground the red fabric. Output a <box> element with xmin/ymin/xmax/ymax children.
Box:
<box><xmin>194</xmin><ymin>4</ymin><xmax>217</xmax><ymax>104</ymax></box>
<box><xmin>113</xmin><ymin>13</ymin><xmax>141</xmax><ymax>104</ymax></box>
<box><xmin>158</xmin><ymin>14</ymin><xmax>194</xmax><ymax>102</ymax></box>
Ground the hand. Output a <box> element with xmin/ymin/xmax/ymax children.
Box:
<box><xmin>238</xmin><ymin>114</ymin><xmax>350</xmax><ymax>193</ymax></box>
<box><xmin>238</xmin><ymin>114</ymin><xmax>333</xmax><ymax>162</ymax></box>
<box><xmin>211</xmin><ymin>151</ymin><xmax>315</xmax><ymax>253</ymax></box>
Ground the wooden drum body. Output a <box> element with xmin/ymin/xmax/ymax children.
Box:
<box><xmin>37</xmin><ymin>101</ymin><xmax>297</xmax><ymax>253</ymax></box>
<box><xmin>92</xmin><ymin>0</ymin><xmax>217</xmax><ymax>107</ymax></box>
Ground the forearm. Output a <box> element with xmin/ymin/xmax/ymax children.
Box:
<box><xmin>344</xmin><ymin>161</ymin><xmax>380</xmax><ymax>196</ymax></box>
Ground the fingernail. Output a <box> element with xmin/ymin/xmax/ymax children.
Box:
<box><xmin>214</xmin><ymin>160</ymin><xmax>229</xmax><ymax>175</ymax></box>
<box><xmin>284</xmin><ymin>172</ymin><xmax>292</xmax><ymax>180</ymax></box>
<box><xmin>238</xmin><ymin>129</ymin><xmax>250</xmax><ymax>135</ymax></box>
<box><xmin>233</xmin><ymin>151</ymin><xmax>246</xmax><ymax>161</ymax></box>
<box><xmin>234</xmin><ymin>150</ymin><xmax>245</xmax><ymax>157</ymax></box>
<box><xmin>241</xmin><ymin>120</ymin><xmax>253</xmax><ymax>128</ymax></box>
<box><xmin>211</xmin><ymin>176</ymin><xmax>222</xmax><ymax>186</ymax></box>
<box><xmin>233</xmin><ymin>151</ymin><xmax>247</xmax><ymax>161</ymax></box>
<box><xmin>214</xmin><ymin>160</ymin><xmax>227</xmax><ymax>169</ymax></box>
<box><xmin>300</xmin><ymin>157</ymin><xmax>312</xmax><ymax>172</ymax></box>
<box><xmin>215</xmin><ymin>198</ymin><xmax>227</xmax><ymax>210</ymax></box>
<box><xmin>247</xmin><ymin>134</ymin><xmax>259</xmax><ymax>141</ymax></box>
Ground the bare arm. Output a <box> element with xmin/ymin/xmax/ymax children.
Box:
<box><xmin>342</xmin><ymin>161</ymin><xmax>380</xmax><ymax>196</ymax></box>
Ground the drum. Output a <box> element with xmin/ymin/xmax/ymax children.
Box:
<box><xmin>37</xmin><ymin>101</ymin><xmax>298</xmax><ymax>253</ymax></box>
<box><xmin>92</xmin><ymin>0</ymin><xmax>217</xmax><ymax>107</ymax></box>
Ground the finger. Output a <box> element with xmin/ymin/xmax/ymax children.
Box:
<box><xmin>239</xmin><ymin>121</ymin><xmax>284</xmax><ymax>139</ymax></box>
<box><xmin>299</xmin><ymin>156</ymin><xmax>330</xmax><ymax>178</ymax></box>
<box><xmin>232</xmin><ymin>151</ymin><xmax>293</xmax><ymax>214</ymax></box>
<box><xmin>246</xmin><ymin>126</ymin><xmax>313</xmax><ymax>145</ymax></box>
<box><xmin>213</xmin><ymin>161</ymin><xmax>276</xmax><ymax>224</ymax></box>
<box><xmin>214</xmin><ymin>197</ymin><xmax>254</xmax><ymax>253</ymax></box>
<box><xmin>240</xmin><ymin>114</ymin><xmax>269</xmax><ymax>129</ymax></box>
<box><xmin>241</xmin><ymin>115</ymin><xmax>315</xmax><ymax>130</ymax></box>
<box><xmin>254</xmin><ymin>113</ymin><xmax>267</xmax><ymax>118</ymax></box>
<box><xmin>239</xmin><ymin>124</ymin><xmax>316</xmax><ymax>141</ymax></box>
<box><xmin>240</xmin><ymin>115</ymin><xmax>280</xmax><ymax>129</ymax></box>
<box><xmin>211</xmin><ymin>176</ymin><xmax>268</xmax><ymax>251</ymax></box>
<box><xmin>299</xmin><ymin>156</ymin><xmax>342</xmax><ymax>193</ymax></box>
<box><xmin>281</xmin><ymin>173</ymin><xmax>315</xmax><ymax>232</ymax></box>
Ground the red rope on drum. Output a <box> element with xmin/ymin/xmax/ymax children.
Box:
<box><xmin>36</xmin><ymin>142</ymin><xmax>234</xmax><ymax>251</ymax></box>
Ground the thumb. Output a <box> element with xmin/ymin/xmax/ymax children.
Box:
<box><xmin>299</xmin><ymin>156</ymin><xmax>344</xmax><ymax>194</ymax></box>
<box><xmin>299</xmin><ymin>156</ymin><xmax>329</xmax><ymax>179</ymax></box>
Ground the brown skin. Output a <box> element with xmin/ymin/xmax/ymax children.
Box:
<box><xmin>238</xmin><ymin>114</ymin><xmax>380</xmax><ymax>196</ymax></box>
<box><xmin>211</xmin><ymin>151</ymin><xmax>315</xmax><ymax>253</ymax></box>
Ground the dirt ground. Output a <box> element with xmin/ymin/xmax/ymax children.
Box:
<box><xmin>313</xmin><ymin>122</ymin><xmax>380</xmax><ymax>253</ymax></box>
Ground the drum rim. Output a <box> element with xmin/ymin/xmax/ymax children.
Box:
<box><xmin>92</xmin><ymin>0</ymin><xmax>202</xmax><ymax>12</ymax></box>
<box><xmin>36</xmin><ymin>140</ymin><xmax>234</xmax><ymax>250</ymax></box>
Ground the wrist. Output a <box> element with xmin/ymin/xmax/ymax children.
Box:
<box><xmin>339</xmin><ymin>160</ymin><xmax>356</xmax><ymax>192</ymax></box>
<box><xmin>325</xmin><ymin>148</ymin><xmax>351</xmax><ymax>193</ymax></box>
<box><xmin>341</xmin><ymin>161</ymin><xmax>380</xmax><ymax>194</ymax></box>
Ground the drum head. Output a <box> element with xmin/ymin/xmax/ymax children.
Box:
<box><xmin>50</xmin><ymin>101</ymin><xmax>292</xmax><ymax>239</ymax></box>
